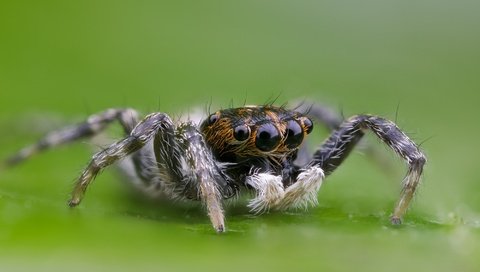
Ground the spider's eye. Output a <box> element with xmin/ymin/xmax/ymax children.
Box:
<box><xmin>208</xmin><ymin>112</ymin><xmax>220</xmax><ymax>125</ymax></box>
<box><xmin>255</xmin><ymin>123</ymin><xmax>281</xmax><ymax>152</ymax></box>
<box><xmin>284</xmin><ymin>120</ymin><xmax>304</xmax><ymax>149</ymax></box>
<box><xmin>303</xmin><ymin>117</ymin><xmax>314</xmax><ymax>134</ymax></box>
<box><xmin>233</xmin><ymin>124</ymin><xmax>250</xmax><ymax>141</ymax></box>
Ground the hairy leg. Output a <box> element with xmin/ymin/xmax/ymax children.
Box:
<box><xmin>3</xmin><ymin>108</ymin><xmax>139</xmax><ymax>167</ymax></box>
<box><xmin>68</xmin><ymin>112</ymin><xmax>168</xmax><ymax>206</ymax></box>
<box><xmin>153</xmin><ymin>121</ymin><xmax>231</xmax><ymax>233</ymax></box>
<box><xmin>312</xmin><ymin>115</ymin><xmax>426</xmax><ymax>224</ymax></box>
<box><xmin>294</xmin><ymin>102</ymin><xmax>396</xmax><ymax>175</ymax></box>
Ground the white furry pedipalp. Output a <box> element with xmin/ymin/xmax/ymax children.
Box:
<box><xmin>278</xmin><ymin>166</ymin><xmax>324</xmax><ymax>210</ymax></box>
<box><xmin>246</xmin><ymin>173</ymin><xmax>285</xmax><ymax>214</ymax></box>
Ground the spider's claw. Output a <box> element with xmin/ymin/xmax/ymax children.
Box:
<box><xmin>67</xmin><ymin>198</ymin><xmax>81</xmax><ymax>207</ymax></box>
<box><xmin>215</xmin><ymin>224</ymin><xmax>225</xmax><ymax>233</ymax></box>
<box><xmin>390</xmin><ymin>216</ymin><xmax>402</xmax><ymax>225</ymax></box>
<box><xmin>207</xmin><ymin>207</ymin><xmax>226</xmax><ymax>234</ymax></box>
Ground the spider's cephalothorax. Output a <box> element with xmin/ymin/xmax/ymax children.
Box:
<box><xmin>201</xmin><ymin>106</ymin><xmax>313</xmax><ymax>159</ymax></box>
<box><xmin>200</xmin><ymin>106</ymin><xmax>313</xmax><ymax>187</ymax></box>
<box><xmin>2</xmin><ymin>102</ymin><xmax>426</xmax><ymax>233</ymax></box>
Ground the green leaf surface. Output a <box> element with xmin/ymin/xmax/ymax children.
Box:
<box><xmin>1</xmin><ymin>0</ymin><xmax>479</xmax><ymax>271</ymax></box>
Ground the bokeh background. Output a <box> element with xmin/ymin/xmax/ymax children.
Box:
<box><xmin>1</xmin><ymin>0</ymin><xmax>479</xmax><ymax>271</ymax></box>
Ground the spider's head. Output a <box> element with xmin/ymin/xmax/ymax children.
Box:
<box><xmin>200</xmin><ymin>105</ymin><xmax>313</xmax><ymax>163</ymax></box>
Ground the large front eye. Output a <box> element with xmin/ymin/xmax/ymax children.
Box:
<box><xmin>233</xmin><ymin>124</ymin><xmax>250</xmax><ymax>141</ymax></box>
<box><xmin>255</xmin><ymin>123</ymin><xmax>280</xmax><ymax>151</ymax></box>
<box><xmin>284</xmin><ymin>120</ymin><xmax>304</xmax><ymax>149</ymax></box>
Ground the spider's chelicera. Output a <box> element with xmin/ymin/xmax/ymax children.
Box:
<box><xmin>2</xmin><ymin>103</ymin><xmax>426</xmax><ymax>232</ymax></box>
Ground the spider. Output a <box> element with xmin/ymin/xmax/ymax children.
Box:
<box><xmin>2</xmin><ymin>102</ymin><xmax>426</xmax><ymax>233</ymax></box>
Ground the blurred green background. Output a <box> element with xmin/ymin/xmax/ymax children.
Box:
<box><xmin>1</xmin><ymin>0</ymin><xmax>479</xmax><ymax>271</ymax></box>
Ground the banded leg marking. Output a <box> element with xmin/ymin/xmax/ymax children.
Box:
<box><xmin>154</xmin><ymin>122</ymin><xmax>227</xmax><ymax>233</ymax></box>
<box><xmin>68</xmin><ymin>113</ymin><xmax>167</xmax><ymax>206</ymax></box>
<box><xmin>4</xmin><ymin>108</ymin><xmax>139</xmax><ymax>167</ymax></box>
<box><xmin>312</xmin><ymin>115</ymin><xmax>426</xmax><ymax>224</ymax></box>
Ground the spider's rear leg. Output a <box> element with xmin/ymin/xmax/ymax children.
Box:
<box><xmin>312</xmin><ymin>115</ymin><xmax>426</xmax><ymax>224</ymax></box>
<box><xmin>3</xmin><ymin>108</ymin><xmax>140</xmax><ymax>167</ymax></box>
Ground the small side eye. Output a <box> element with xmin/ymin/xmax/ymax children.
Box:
<box><xmin>255</xmin><ymin>123</ymin><xmax>281</xmax><ymax>152</ymax></box>
<box><xmin>303</xmin><ymin>117</ymin><xmax>313</xmax><ymax>134</ymax></box>
<box><xmin>233</xmin><ymin>124</ymin><xmax>250</xmax><ymax>141</ymax></box>
<box><xmin>208</xmin><ymin>112</ymin><xmax>220</xmax><ymax>125</ymax></box>
<box><xmin>284</xmin><ymin>120</ymin><xmax>304</xmax><ymax>149</ymax></box>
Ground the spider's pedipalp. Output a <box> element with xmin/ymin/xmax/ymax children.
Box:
<box><xmin>245</xmin><ymin>166</ymin><xmax>325</xmax><ymax>213</ymax></box>
<box><xmin>278</xmin><ymin>166</ymin><xmax>324</xmax><ymax>210</ymax></box>
<box><xmin>246</xmin><ymin>172</ymin><xmax>284</xmax><ymax>213</ymax></box>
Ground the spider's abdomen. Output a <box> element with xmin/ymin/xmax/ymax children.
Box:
<box><xmin>200</xmin><ymin>106</ymin><xmax>313</xmax><ymax>163</ymax></box>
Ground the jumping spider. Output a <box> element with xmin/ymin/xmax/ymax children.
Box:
<box><xmin>2</xmin><ymin>102</ymin><xmax>426</xmax><ymax>232</ymax></box>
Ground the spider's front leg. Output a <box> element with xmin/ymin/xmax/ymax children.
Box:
<box><xmin>153</xmin><ymin>121</ymin><xmax>230</xmax><ymax>233</ymax></box>
<box><xmin>311</xmin><ymin>115</ymin><xmax>426</xmax><ymax>224</ymax></box>
<box><xmin>294</xmin><ymin>102</ymin><xmax>397</xmax><ymax>174</ymax></box>
<box><xmin>64</xmin><ymin>111</ymin><xmax>228</xmax><ymax>232</ymax></box>
<box><xmin>67</xmin><ymin>112</ymin><xmax>167</xmax><ymax>206</ymax></box>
